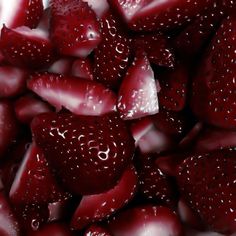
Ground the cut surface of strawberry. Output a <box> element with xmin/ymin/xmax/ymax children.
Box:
<box><xmin>48</xmin><ymin>58</ymin><xmax>73</xmax><ymax>75</ymax></box>
<box><xmin>28</xmin><ymin>73</ymin><xmax>117</xmax><ymax>116</ymax></box>
<box><xmin>71</xmin><ymin>58</ymin><xmax>93</xmax><ymax>80</ymax></box>
<box><xmin>71</xmin><ymin>166</ymin><xmax>137</xmax><ymax>230</ymax></box>
<box><xmin>31</xmin><ymin>112</ymin><xmax>135</xmax><ymax>195</ymax></box>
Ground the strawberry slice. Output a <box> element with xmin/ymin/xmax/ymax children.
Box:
<box><xmin>191</xmin><ymin>16</ymin><xmax>236</xmax><ymax>129</ymax></box>
<box><xmin>108</xmin><ymin>0</ymin><xmax>215</xmax><ymax>31</ymax></box>
<box><xmin>0</xmin><ymin>26</ymin><xmax>55</xmax><ymax>69</ymax></box>
<box><xmin>177</xmin><ymin>149</ymin><xmax>236</xmax><ymax>234</ymax></box>
<box><xmin>71</xmin><ymin>166</ymin><xmax>137</xmax><ymax>230</ymax></box>
<box><xmin>0</xmin><ymin>0</ymin><xmax>43</xmax><ymax>29</ymax></box>
<box><xmin>71</xmin><ymin>58</ymin><xmax>93</xmax><ymax>80</ymax></box>
<box><xmin>84</xmin><ymin>224</ymin><xmax>112</xmax><ymax>236</ymax></box>
<box><xmin>31</xmin><ymin>112</ymin><xmax>135</xmax><ymax>195</ymax></box>
<box><xmin>28</xmin><ymin>73</ymin><xmax>116</xmax><ymax>116</ymax></box>
<box><xmin>93</xmin><ymin>11</ymin><xmax>132</xmax><ymax>89</ymax></box>
<box><xmin>117</xmin><ymin>52</ymin><xmax>159</xmax><ymax>120</ymax></box>
<box><xmin>9</xmin><ymin>143</ymin><xmax>70</xmax><ymax>205</ymax></box>
<box><xmin>108</xmin><ymin>205</ymin><xmax>183</xmax><ymax>236</ymax></box>
<box><xmin>50</xmin><ymin>0</ymin><xmax>101</xmax><ymax>58</ymax></box>
<box><xmin>0</xmin><ymin>66</ymin><xmax>28</xmax><ymax>98</ymax></box>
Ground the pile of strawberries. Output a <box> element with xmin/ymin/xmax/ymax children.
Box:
<box><xmin>0</xmin><ymin>0</ymin><xmax>235</xmax><ymax>235</ymax></box>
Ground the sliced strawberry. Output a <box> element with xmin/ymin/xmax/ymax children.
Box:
<box><xmin>0</xmin><ymin>0</ymin><xmax>43</xmax><ymax>29</ymax></box>
<box><xmin>48</xmin><ymin>58</ymin><xmax>73</xmax><ymax>75</ymax></box>
<box><xmin>108</xmin><ymin>205</ymin><xmax>183</xmax><ymax>236</ymax></box>
<box><xmin>71</xmin><ymin>166</ymin><xmax>137</xmax><ymax>230</ymax></box>
<box><xmin>84</xmin><ymin>224</ymin><xmax>112</xmax><ymax>236</ymax></box>
<box><xmin>28</xmin><ymin>73</ymin><xmax>116</xmax><ymax>116</ymax></box>
<box><xmin>31</xmin><ymin>112</ymin><xmax>135</xmax><ymax>195</ymax></box>
<box><xmin>0</xmin><ymin>66</ymin><xmax>28</xmax><ymax>98</ymax></box>
<box><xmin>0</xmin><ymin>192</ymin><xmax>20</xmax><ymax>236</ymax></box>
<box><xmin>158</xmin><ymin>64</ymin><xmax>189</xmax><ymax>111</ymax></box>
<box><xmin>134</xmin><ymin>33</ymin><xmax>175</xmax><ymax>67</ymax></box>
<box><xmin>93</xmin><ymin>11</ymin><xmax>132</xmax><ymax>89</ymax></box>
<box><xmin>9</xmin><ymin>143</ymin><xmax>70</xmax><ymax>205</ymax></box>
<box><xmin>83</xmin><ymin>0</ymin><xmax>109</xmax><ymax>18</ymax></box>
<box><xmin>108</xmin><ymin>0</ymin><xmax>215</xmax><ymax>31</ymax></box>
<box><xmin>191</xmin><ymin>16</ymin><xmax>236</xmax><ymax>129</ymax></box>
<box><xmin>177</xmin><ymin>149</ymin><xmax>236</xmax><ymax>234</ymax></box>
<box><xmin>14</xmin><ymin>95</ymin><xmax>52</xmax><ymax>124</ymax></box>
<box><xmin>71</xmin><ymin>58</ymin><xmax>93</xmax><ymax>80</ymax></box>
<box><xmin>0</xmin><ymin>26</ymin><xmax>55</xmax><ymax>69</ymax></box>
<box><xmin>50</xmin><ymin>0</ymin><xmax>101</xmax><ymax>58</ymax></box>
<box><xmin>117</xmin><ymin>52</ymin><xmax>159</xmax><ymax>120</ymax></box>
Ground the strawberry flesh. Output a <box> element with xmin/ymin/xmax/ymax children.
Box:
<box><xmin>71</xmin><ymin>58</ymin><xmax>93</xmax><ymax>80</ymax></box>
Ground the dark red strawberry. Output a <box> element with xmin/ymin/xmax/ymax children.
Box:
<box><xmin>0</xmin><ymin>192</ymin><xmax>20</xmax><ymax>236</ymax></box>
<box><xmin>0</xmin><ymin>26</ymin><xmax>55</xmax><ymax>69</ymax></box>
<box><xmin>108</xmin><ymin>0</ymin><xmax>216</xmax><ymax>32</ymax></box>
<box><xmin>108</xmin><ymin>205</ymin><xmax>183</xmax><ymax>236</ymax></box>
<box><xmin>48</xmin><ymin>58</ymin><xmax>73</xmax><ymax>75</ymax></box>
<box><xmin>117</xmin><ymin>51</ymin><xmax>159</xmax><ymax>120</ymax></box>
<box><xmin>15</xmin><ymin>95</ymin><xmax>52</xmax><ymax>124</ymax></box>
<box><xmin>71</xmin><ymin>166</ymin><xmax>137</xmax><ymax>230</ymax></box>
<box><xmin>177</xmin><ymin>149</ymin><xmax>236</xmax><ymax>234</ymax></box>
<box><xmin>31</xmin><ymin>112</ymin><xmax>135</xmax><ymax>195</ymax></box>
<box><xmin>93</xmin><ymin>11</ymin><xmax>132</xmax><ymax>89</ymax></box>
<box><xmin>9</xmin><ymin>143</ymin><xmax>70</xmax><ymax>205</ymax></box>
<box><xmin>0</xmin><ymin>0</ymin><xmax>43</xmax><ymax>29</ymax></box>
<box><xmin>50</xmin><ymin>0</ymin><xmax>101</xmax><ymax>58</ymax></box>
<box><xmin>134</xmin><ymin>33</ymin><xmax>175</xmax><ymax>67</ymax></box>
<box><xmin>0</xmin><ymin>66</ymin><xmax>28</xmax><ymax>98</ymax></box>
<box><xmin>158</xmin><ymin>64</ymin><xmax>189</xmax><ymax>111</ymax></box>
<box><xmin>191</xmin><ymin>16</ymin><xmax>236</xmax><ymax>129</ymax></box>
<box><xmin>71</xmin><ymin>58</ymin><xmax>93</xmax><ymax>80</ymax></box>
<box><xmin>84</xmin><ymin>224</ymin><xmax>112</xmax><ymax>236</ymax></box>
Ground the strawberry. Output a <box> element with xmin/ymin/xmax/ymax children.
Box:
<box><xmin>71</xmin><ymin>58</ymin><xmax>93</xmax><ymax>80</ymax></box>
<box><xmin>9</xmin><ymin>143</ymin><xmax>70</xmax><ymax>205</ymax></box>
<box><xmin>93</xmin><ymin>11</ymin><xmax>132</xmax><ymax>89</ymax></box>
<box><xmin>177</xmin><ymin>148</ymin><xmax>236</xmax><ymax>234</ymax></box>
<box><xmin>28</xmin><ymin>73</ymin><xmax>116</xmax><ymax>116</ymax></box>
<box><xmin>31</xmin><ymin>112</ymin><xmax>135</xmax><ymax>195</ymax></box>
<box><xmin>0</xmin><ymin>26</ymin><xmax>55</xmax><ymax>69</ymax></box>
<box><xmin>108</xmin><ymin>0</ymin><xmax>216</xmax><ymax>32</ymax></box>
<box><xmin>117</xmin><ymin>52</ymin><xmax>159</xmax><ymax>120</ymax></box>
<box><xmin>191</xmin><ymin>16</ymin><xmax>236</xmax><ymax>129</ymax></box>
<box><xmin>108</xmin><ymin>205</ymin><xmax>183</xmax><ymax>236</ymax></box>
<box><xmin>0</xmin><ymin>66</ymin><xmax>28</xmax><ymax>98</ymax></box>
<box><xmin>50</xmin><ymin>0</ymin><xmax>101</xmax><ymax>58</ymax></box>
<box><xmin>0</xmin><ymin>0</ymin><xmax>43</xmax><ymax>29</ymax></box>
<box><xmin>71</xmin><ymin>166</ymin><xmax>137</xmax><ymax>230</ymax></box>
<box><xmin>84</xmin><ymin>224</ymin><xmax>112</xmax><ymax>236</ymax></box>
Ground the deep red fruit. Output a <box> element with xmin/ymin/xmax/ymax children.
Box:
<box><xmin>28</xmin><ymin>73</ymin><xmax>117</xmax><ymax>116</ymax></box>
<box><xmin>50</xmin><ymin>0</ymin><xmax>101</xmax><ymax>58</ymax></box>
<box><xmin>108</xmin><ymin>205</ymin><xmax>183</xmax><ymax>236</ymax></box>
<box><xmin>0</xmin><ymin>26</ymin><xmax>55</xmax><ymax>69</ymax></box>
<box><xmin>84</xmin><ymin>224</ymin><xmax>112</xmax><ymax>236</ymax></box>
<box><xmin>178</xmin><ymin>149</ymin><xmax>236</xmax><ymax>234</ymax></box>
<box><xmin>191</xmin><ymin>16</ymin><xmax>236</xmax><ymax>129</ymax></box>
<box><xmin>93</xmin><ymin>11</ymin><xmax>132</xmax><ymax>89</ymax></box>
<box><xmin>31</xmin><ymin>112</ymin><xmax>135</xmax><ymax>195</ymax></box>
<box><xmin>71</xmin><ymin>58</ymin><xmax>93</xmax><ymax>80</ymax></box>
<box><xmin>48</xmin><ymin>58</ymin><xmax>73</xmax><ymax>75</ymax></box>
<box><xmin>117</xmin><ymin>51</ymin><xmax>159</xmax><ymax>120</ymax></box>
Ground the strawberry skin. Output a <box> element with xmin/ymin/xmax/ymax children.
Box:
<box><xmin>84</xmin><ymin>224</ymin><xmax>112</xmax><ymax>236</ymax></box>
<box><xmin>31</xmin><ymin>112</ymin><xmax>135</xmax><ymax>195</ymax></box>
<box><xmin>191</xmin><ymin>16</ymin><xmax>236</xmax><ymax>129</ymax></box>
<box><xmin>50</xmin><ymin>0</ymin><xmax>101</xmax><ymax>58</ymax></box>
<box><xmin>177</xmin><ymin>149</ymin><xmax>236</xmax><ymax>234</ymax></box>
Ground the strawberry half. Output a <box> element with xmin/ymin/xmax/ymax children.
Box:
<box><xmin>50</xmin><ymin>0</ymin><xmax>101</xmax><ymax>58</ymax></box>
<box><xmin>71</xmin><ymin>166</ymin><xmax>137</xmax><ymax>230</ymax></box>
<box><xmin>117</xmin><ymin>52</ymin><xmax>159</xmax><ymax>120</ymax></box>
<box><xmin>31</xmin><ymin>112</ymin><xmax>135</xmax><ymax>195</ymax></box>
<box><xmin>177</xmin><ymin>149</ymin><xmax>236</xmax><ymax>234</ymax></box>
<box><xmin>0</xmin><ymin>26</ymin><xmax>55</xmax><ymax>69</ymax></box>
<box><xmin>28</xmin><ymin>73</ymin><xmax>116</xmax><ymax>116</ymax></box>
<box><xmin>191</xmin><ymin>16</ymin><xmax>236</xmax><ymax>129</ymax></box>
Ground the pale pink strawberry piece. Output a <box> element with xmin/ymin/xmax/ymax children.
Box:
<box><xmin>0</xmin><ymin>26</ymin><xmax>55</xmax><ymax>69</ymax></box>
<box><xmin>0</xmin><ymin>66</ymin><xmax>28</xmax><ymax>98</ymax></box>
<box><xmin>117</xmin><ymin>52</ymin><xmax>159</xmax><ymax>120</ymax></box>
<box><xmin>15</xmin><ymin>95</ymin><xmax>52</xmax><ymax>124</ymax></box>
<box><xmin>71</xmin><ymin>166</ymin><xmax>137</xmax><ymax>230</ymax></box>
<box><xmin>71</xmin><ymin>58</ymin><xmax>93</xmax><ymax>80</ymax></box>
<box><xmin>50</xmin><ymin>0</ymin><xmax>101</xmax><ymax>58</ymax></box>
<box><xmin>48</xmin><ymin>58</ymin><xmax>73</xmax><ymax>75</ymax></box>
<box><xmin>84</xmin><ymin>224</ymin><xmax>112</xmax><ymax>236</ymax></box>
<box><xmin>83</xmin><ymin>0</ymin><xmax>109</xmax><ymax>18</ymax></box>
<box><xmin>0</xmin><ymin>0</ymin><xmax>43</xmax><ymax>29</ymax></box>
<box><xmin>9</xmin><ymin>143</ymin><xmax>70</xmax><ymax>205</ymax></box>
<box><xmin>108</xmin><ymin>205</ymin><xmax>183</xmax><ymax>236</ymax></box>
<box><xmin>28</xmin><ymin>73</ymin><xmax>117</xmax><ymax>116</ymax></box>
<box><xmin>108</xmin><ymin>0</ymin><xmax>216</xmax><ymax>31</ymax></box>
